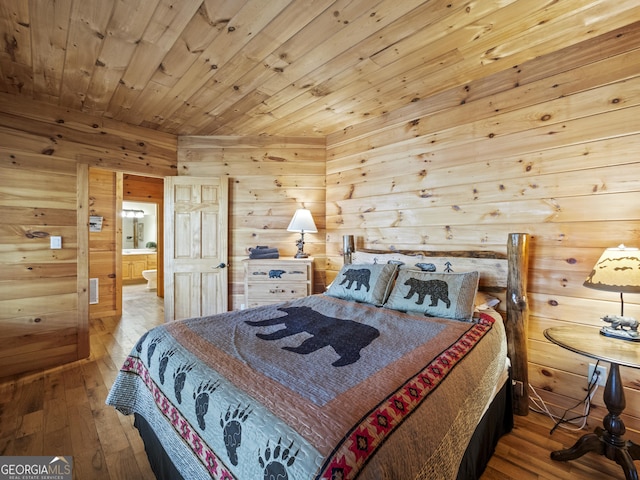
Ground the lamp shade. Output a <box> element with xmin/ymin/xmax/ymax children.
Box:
<box><xmin>583</xmin><ymin>245</ymin><xmax>640</xmax><ymax>293</ymax></box>
<box><xmin>287</xmin><ymin>209</ymin><xmax>317</xmax><ymax>233</ymax></box>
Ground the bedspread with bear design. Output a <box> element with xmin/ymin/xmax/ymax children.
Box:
<box><xmin>106</xmin><ymin>294</ymin><xmax>507</xmax><ymax>480</ymax></box>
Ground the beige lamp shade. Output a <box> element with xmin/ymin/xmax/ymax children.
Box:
<box><xmin>287</xmin><ymin>209</ymin><xmax>317</xmax><ymax>233</ymax></box>
<box><xmin>583</xmin><ymin>245</ymin><xmax>640</xmax><ymax>293</ymax></box>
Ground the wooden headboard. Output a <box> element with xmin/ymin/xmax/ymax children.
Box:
<box><xmin>346</xmin><ymin>233</ymin><xmax>530</xmax><ymax>415</ymax></box>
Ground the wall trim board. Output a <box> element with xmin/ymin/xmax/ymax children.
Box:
<box><xmin>77</xmin><ymin>163</ymin><xmax>89</xmax><ymax>360</ymax></box>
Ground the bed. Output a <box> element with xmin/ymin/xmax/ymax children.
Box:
<box><xmin>106</xmin><ymin>233</ymin><xmax>530</xmax><ymax>480</ymax></box>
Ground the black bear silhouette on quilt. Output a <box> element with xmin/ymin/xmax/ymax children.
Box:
<box><xmin>245</xmin><ymin>306</ymin><xmax>380</xmax><ymax>367</ymax></box>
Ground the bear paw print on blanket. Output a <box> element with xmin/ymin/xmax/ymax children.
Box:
<box><xmin>158</xmin><ymin>348</ymin><xmax>177</xmax><ymax>384</ymax></box>
<box><xmin>193</xmin><ymin>380</ymin><xmax>221</xmax><ymax>430</ymax></box>
<box><xmin>258</xmin><ymin>438</ymin><xmax>298</xmax><ymax>480</ymax></box>
<box><xmin>135</xmin><ymin>331</ymin><xmax>149</xmax><ymax>354</ymax></box>
<box><xmin>146</xmin><ymin>335</ymin><xmax>163</xmax><ymax>367</ymax></box>
<box><xmin>172</xmin><ymin>363</ymin><xmax>194</xmax><ymax>404</ymax></box>
<box><xmin>220</xmin><ymin>404</ymin><xmax>252</xmax><ymax>466</ymax></box>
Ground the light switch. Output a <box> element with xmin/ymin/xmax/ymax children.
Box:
<box><xmin>50</xmin><ymin>236</ymin><xmax>62</xmax><ymax>249</ymax></box>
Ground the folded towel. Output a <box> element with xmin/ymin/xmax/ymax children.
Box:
<box><xmin>249</xmin><ymin>247</ymin><xmax>279</xmax><ymax>255</ymax></box>
<box><xmin>249</xmin><ymin>246</ymin><xmax>280</xmax><ymax>259</ymax></box>
<box><xmin>249</xmin><ymin>252</ymin><xmax>280</xmax><ymax>259</ymax></box>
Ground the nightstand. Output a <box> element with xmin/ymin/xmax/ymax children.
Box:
<box><xmin>243</xmin><ymin>258</ymin><xmax>313</xmax><ymax>308</ymax></box>
<box><xmin>544</xmin><ymin>325</ymin><xmax>640</xmax><ymax>479</ymax></box>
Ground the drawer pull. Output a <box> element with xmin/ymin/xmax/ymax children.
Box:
<box><xmin>268</xmin><ymin>269</ymin><xmax>286</xmax><ymax>279</ymax></box>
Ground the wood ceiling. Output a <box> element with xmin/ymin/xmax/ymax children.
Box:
<box><xmin>0</xmin><ymin>0</ymin><xmax>638</xmax><ymax>138</ymax></box>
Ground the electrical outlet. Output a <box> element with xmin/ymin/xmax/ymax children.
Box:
<box><xmin>50</xmin><ymin>235</ymin><xmax>62</xmax><ymax>249</ymax></box>
<box><xmin>588</xmin><ymin>363</ymin><xmax>607</xmax><ymax>387</ymax></box>
<box><xmin>512</xmin><ymin>380</ymin><xmax>524</xmax><ymax>397</ymax></box>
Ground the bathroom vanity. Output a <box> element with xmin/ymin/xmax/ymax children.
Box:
<box><xmin>123</xmin><ymin>250</ymin><xmax>157</xmax><ymax>283</ymax></box>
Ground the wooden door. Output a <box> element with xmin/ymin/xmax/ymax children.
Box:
<box><xmin>164</xmin><ymin>177</ymin><xmax>228</xmax><ymax>321</ymax></box>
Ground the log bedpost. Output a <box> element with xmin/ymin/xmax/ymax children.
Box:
<box><xmin>506</xmin><ymin>233</ymin><xmax>530</xmax><ymax>416</ymax></box>
<box><xmin>343</xmin><ymin>235</ymin><xmax>354</xmax><ymax>265</ymax></box>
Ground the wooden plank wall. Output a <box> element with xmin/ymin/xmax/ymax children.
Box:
<box><xmin>88</xmin><ymin>168</ymin><xmax>121</xmax><ymax>320</ymax></box>
<box><xmin>0</xmin><ymin>154</ymin><xmax>80</xmax><ymax>377</ymax></box>
<box><xmin>0</xmin><ymin>93</ymin><xmax>177</xmax><ymax>378</ymax></box>
<box><xmin>177</xmin><ymin>136</ymin><xmax>326</xmax><ymax>309</ymax></box>
<box><xmin>325</xmin><ymin>23</ymin><xmax>640</xmax><ymax>438</ymax></box>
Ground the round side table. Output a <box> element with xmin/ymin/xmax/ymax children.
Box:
<box><xmin>544</xmin><ymin>326</ymin><xmax>640</xmax><ymax>480</ymax></box>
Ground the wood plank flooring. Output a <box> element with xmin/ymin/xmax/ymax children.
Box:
<box><xmin>0</xmin><ymin>284</ymin><xmax>631</xmax><ymax>479</ymax></box>
<box><xmin>0</xmin><ymin>284</ymin><xmax>160</xmax><ymax>479</ymax></box>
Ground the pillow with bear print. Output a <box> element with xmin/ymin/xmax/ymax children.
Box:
<box><xmin>384</xmin><ymin>270</ymin><xmax>479</xmax><ymax>321</ymax></box>
<box><xmin>325</xmin><ymin>263</ymin><xmax>398</xmax><ymax>306</ymax></box>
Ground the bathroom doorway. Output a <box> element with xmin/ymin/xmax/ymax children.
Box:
<box><xmin>121</xmin><ymin>175</ymin><xmax>164</xmax><ymax>316</ymax></box>
<box><xmin>122</xmin><ymin>201</ymin><xmax>158</xmax><ymax>292</ymax></box>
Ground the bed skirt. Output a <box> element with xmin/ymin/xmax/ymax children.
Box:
<box><xmin>456</xmin><ymin>379</ymin><xmax>513</xmax><ymax>480</ymax></box>
<box><xmin>133</xmin><ymin>379</ymin><xmax>512</xmax><ymax>480</ymax></box>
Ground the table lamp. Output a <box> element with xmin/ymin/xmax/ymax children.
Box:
<box><xmin>583</xmin><ymin>244</ymin><xmax>640</xmax><ymax>341</ymax></box>
<box><xmin>287</xmin><ymin>209</ymin><xmax>317</xmax><ymax>258</ymax></box>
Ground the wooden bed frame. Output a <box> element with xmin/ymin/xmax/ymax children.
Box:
<box><xmin>347</xmin><ymin>232</ymin><xmax>531</xmax><ymax>415</ymax></box>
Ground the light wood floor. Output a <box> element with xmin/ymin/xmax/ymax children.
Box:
<box><xmin>0</xmin><ymin>284</ymin><xmax>630</xmax><ymax>479</ymax></box>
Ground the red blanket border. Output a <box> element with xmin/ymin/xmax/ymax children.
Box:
<box><xmin>120</xmin><ymin>357</ymin><xmax>236</xmax><ymax>480</ymax></box>
<box><xmin>316</xmin><ymin>313</ymin><xmax>495</xmax><ymax>480</ymax></box>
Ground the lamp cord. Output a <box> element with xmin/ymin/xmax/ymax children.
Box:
<box><xmin>528</xmin><ymin>360</ymin><xmax>600</xmax><ymax>433</ymax></box>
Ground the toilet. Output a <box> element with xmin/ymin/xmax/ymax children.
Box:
<box><xmin>142</xmin><ymin>269</ymin><xmax>157</xmax><ymax>290</ymax></box>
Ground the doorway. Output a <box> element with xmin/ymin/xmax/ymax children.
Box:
<box><xmin>87</xmin><ymin>170</ymin><xmax>165</xmax><ymax>324</ymax></box>
<box><xmin>120</xmin><ymin>175</ymin><xmax>164</xmax><ymax>327</ymax></box>
<box><xmin>122</xmin><ymin>174</ymin><xmax>164</xmax><ymax>300</ymax></box>
<box><xmin>122</xmin><ymin>201</ymin><xmax>158</xmax><ymax>293</ymax></box>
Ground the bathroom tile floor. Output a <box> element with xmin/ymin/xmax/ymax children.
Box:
<box><xmin>123</xmin><ymin>283</ymin><xmax>163</xmax><ymax>324</ymax></box>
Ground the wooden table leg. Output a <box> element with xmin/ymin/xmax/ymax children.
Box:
<box><xmin>628</xmin><ymin>441</ymin><xmax>640</xmax><ymax>461</ymax></box>
<box><xmin>550</xmin><ymin>432</ymin><xmax>604</xmax><ymax>461</ymax></box>
<box><xmin>551</xmin><ymin>363</ymin><xmax>639</xmax><ymax>480</ymax></box>
<box><xmin>612</xmin><ymin>448</ymin><xmax>639</xmax><ymax>480</ymax></box>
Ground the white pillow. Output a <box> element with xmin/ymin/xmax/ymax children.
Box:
<box><xmin>474</xmin><ymin>292</ymin><xmax>500</xmax><ymax>310</ymax></box>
